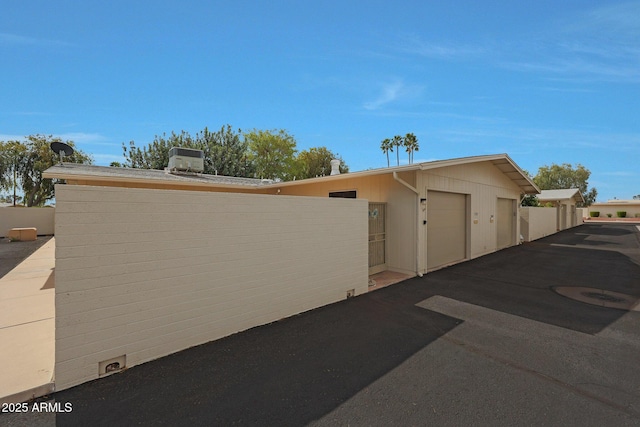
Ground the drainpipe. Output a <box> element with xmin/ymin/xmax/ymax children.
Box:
<box><xmin>392</xmin><ymin>172</ymin><xmax>422</xmax><ymax>277</ymax></box>
<box><xmin>393</xmin><ymin>171</ymin><xmax>417</xmax><ymax>194</ymax></box>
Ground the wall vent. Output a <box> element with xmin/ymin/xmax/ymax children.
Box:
<box><xmin>99</xmin><ymin>355</ymin><xmax>126</xmax><ymax>376</ymax></box>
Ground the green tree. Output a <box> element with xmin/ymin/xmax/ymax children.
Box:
<box><xmin>245</xmin><ymin>129</ymin><xmax>297</xmax><ymax>181</ymax></box>
<box><xmin>403</xmin><ymin>133</ymin><xmax>419</xmax><ymax>164</ymax></box>
<box><xmin>533</xmin><ymin>163</ymin><xmax>597</xmax><ymax>207</ymax></box>
<box><xmin>0</xmin><ymin>140</ymin><xmax>27</xmax><ymax>206</ymax></box>
<box><xmin>0</xmin><ymin>135</ymin><xmax>92</xmax><ymax>206</ymax></box>
<box><xmin>121</xmin><ymin>125</ymin><xmax>254</xmax><ymax>177</ymax></box>
<box><xmin>200</xmin><ymin>126</ymin><xmax>253</xmax><ymax>177</ymax></box>
<box><xmin>122</xmin><ymin>130</ymin><xmax>194</xmax><ymax>170</ymax></box>
<box><xmin>295</xmin><ymin>147</ymin><xmax>348</xmax><ymax>179</ymax></box>
<box><xmin>380</xmin><ymin>138</ymin><xmax>393</xmax><ymax>168</ymax></box>
<box><xmin>521</xmin><ymin>195</ymin><xmax>540</xmax><ymax>207</ymax></box>
<box><xmin>633</xmin><ymin>194</ymin><xmax>640</xmax><ymax>200</ymax></box>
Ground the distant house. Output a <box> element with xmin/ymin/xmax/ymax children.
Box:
<box><xmin>588</xmin><ymin>200</ymin><xmax>640</xmax><ymax>219</ymax></box>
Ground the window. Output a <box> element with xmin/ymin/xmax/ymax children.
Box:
<box><xmin>329</xmin><ymin>190</ymin><xmax>357</xmax><ymax>198</ymax></box>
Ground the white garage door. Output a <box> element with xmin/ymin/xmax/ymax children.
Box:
<box><xmin>497</xmin><ymin>198</ymin><xmax>515</xmax><ymax>249</ymax></box>
<box><xmin>427</xmin><ymin>191</ymin><xmax>467</xmax><ymax>270</ymax></box>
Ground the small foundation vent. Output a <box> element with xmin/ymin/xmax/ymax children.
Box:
<box><xmin>99</xmin><ymin>355</ymin><xmax>126</xmax><ymax>377</ymax></box>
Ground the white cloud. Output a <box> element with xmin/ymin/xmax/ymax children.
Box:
<box><xmin>0</xmin><ymin>32</ymin><xmax>72</xmax><ymax>48</ymax></box>
<box><xmin>1</xmin><ymin>132</ymin><xmax>118</xmax><ymax>147</ymax></box>
<box><xmin>399</xmin><ymin>35</ymin><xmax>488</xmax><ymax>60</ymax></box>
<box><xmin>395</xmin><ymin>3</ymin><xmax>640</xmax><ymax>84</ymax></box>
<box><xmin>364</xmin><ymin>81</ymin><xmax>405</xmax><ymax>110</ymax></box>
<box><xmin>363</xmin><ymin>80</ymin><xmax>424</xmax><ymax>111</ymax></box>
<box><xmin>56</xmin><ymin>132</ymin><xmax>119</xmax><ymax>147</ymax></box>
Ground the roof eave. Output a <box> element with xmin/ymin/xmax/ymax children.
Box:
<box><xmin>43</xmin><ymin>170</ymin><xmax>265</xmax><ymax>191</ymax></box>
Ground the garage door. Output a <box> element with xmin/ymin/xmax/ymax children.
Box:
<box><xmin>427</xmin><ymin>191</ymin><xmax>467</xmax><ymax>270</ymax></box>
<box><xmin>497</xmin><ymin>198</ymin><xmax>515</xmax><ymax>249</ymax></box>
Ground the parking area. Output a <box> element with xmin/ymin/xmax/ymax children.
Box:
<box><xmin>3</xmin><ymin>224</ymin><xmax>640</xmax><ymax>426</ymax></box>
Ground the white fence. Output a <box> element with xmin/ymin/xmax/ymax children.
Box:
<box><xmin>0</xmin><ymin>207</ymin><xmax>55</xmax><ymax>237</ymax></box>
<box><xmin>54</xmin><ymin>185</ymin><xmax>368</xmax><ymax>390</ymax></box>
<box><xmin>520</xmin><ymin>207</ymin><xmax>560</xmax><ymax>242</ymax></box>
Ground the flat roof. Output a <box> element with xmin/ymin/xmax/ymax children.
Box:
<box><xmin>43</xmin><ymin>163</ymin><xmax>274</xmax><ymax>189</ymax></box>
<box><xmin>43</xmin><ymin>153</ymin><xmax>540</xmax><ymax>194</ymax></box>
<box><xmin>591</xmin><ymin>200</ymin><xmax>640</xmax><ymax>206</ymax></box>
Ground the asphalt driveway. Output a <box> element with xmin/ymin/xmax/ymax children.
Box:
<box><xmin>4</xmin><ymin>224</ymin><xmax>640</xmax><ymax>426</ymax></box>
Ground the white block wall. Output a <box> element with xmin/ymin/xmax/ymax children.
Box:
<box><xmin>54</xmin><ymin>185</ymin><xmax>368</xmax><ymax>390</ymax></box>
<box><xmin>520</xmin><ymin>207</ymin><xmax>559</xmax><ymax>242</ymax></box>
<box><xmin>1</xmin><ymin>207</ymin><xmax>55</xmax><ymax>236</ymax></box>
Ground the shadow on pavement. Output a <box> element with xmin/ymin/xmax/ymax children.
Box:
<box><xmin>0</xmin><ymin>236</ymin><xmax>52</xmax><ymax>279</ymax></box>
<box><xmin>54</xmin><ymin>286</ymin><xmax>461</xmax><ymax>426</ymax></box>
<box><xmin>410</xmin><ymin>224</ymin><xmax>640</xmax><ymax>335</ymax></box>
<box><xmin>49</xmin><ymin>224</ymin><xmax>639</xmax><ymax>426</ymax></box>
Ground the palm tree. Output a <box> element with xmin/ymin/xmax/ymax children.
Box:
<box><xmin>404</xmin><ymin>133</ymin><xmax>419</xmax><ymax>164</ymax></box>
<box><xmin>380</xmin><ymin>138</ymin><xmax>393</xmax><ymax>167</ymax></box>
<box><xmin>391</xmin><ymin>135</ymin><xmax>403</xmax><ymax>166</ymax></box>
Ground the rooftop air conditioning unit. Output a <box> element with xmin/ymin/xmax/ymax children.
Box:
<box><xmin>168</xmin><ymin>147</ymin><xmax>204</xmax><ymax>173</ymax></box>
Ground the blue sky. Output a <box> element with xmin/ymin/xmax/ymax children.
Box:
<box><xmin>1</xmin><ymin>1</ymin><xmax>639</xmax><ymax>201</ymax></box>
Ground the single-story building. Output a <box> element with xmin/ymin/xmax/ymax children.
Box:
<box><xmin>537</xmin><ymin>189</ymin><xmax>584</xmax><ymax>231</ymax></box>
<box><xmin>587</xmin><ymin>200</ymin><xmax>640</xmax><ymax>219</ymax></box>
<box><xmin>45</xmin><ymin>153</ymin><xmax>539</xmax><ymax>276</ymax></box>
<box><xmin>42</xmin><ymin>152</ymin><xmax>539</xmax><ymax>390</ymax></box>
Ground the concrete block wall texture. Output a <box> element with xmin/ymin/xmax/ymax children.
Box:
<box><xmin>54</xmin><ymin>185</ymin><xmax>368</xmax><ymax>391</ymax></box>
<box><xmin>520</xmin><ymin>207</ymin><xmax>558</xmax><ymax>242</ymax></box>
<box><xmin>1</xmin><ymin>207</ymin><xmax>55</xmax><ymax>236</ymax></box>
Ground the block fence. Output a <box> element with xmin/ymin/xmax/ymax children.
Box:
<box><xmin>1</xmin><ymin>207</ymin><xmax>55</xmax><ymax>236</ymax></box>
<box><xmin>54</xmin><ymin>185</ymin><xmax>368</xmax><ymax>390</ymax></box>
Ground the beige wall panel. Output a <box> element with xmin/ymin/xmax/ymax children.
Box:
<box><xmin>588</xmin><ymin>204</ymin><xmax>640</xmax><ymax>218</ymax></box>
<box><xmin>54</xmin><ymin>185</ymin><xmax>368</xmax><ymax>390</ymax></box>
<box><xmin>273</xmin><ymin>173</ymin><xmax>418</xmax><ymax>274</ymax></box>
<box><xmin>0</xmin><ymin>207</ymin><xmax>55</xmax><ymax>236</ymax></box>
<box><xmin>67</xmin><ymin>179</ymin><xmax>260</xmax><ymax>194</ymax></box>
<box><xmin>422</xmin><ymin>161</ymin><xmax>522</xmax><ymax>264</ymax></box>
<box><xmin>497</xmin><ymin>198</ymin><xmax>515</xmax><ymax>249</ymax></box>
<box><xmin>520</xmin><ymin>207</ymin><xmax>558</xmax><ymax>241</ymax></box>
<box><xmin>427</xmin><ymin>191</ymin><xmax>466</xmax><ymax>269</ymax></box>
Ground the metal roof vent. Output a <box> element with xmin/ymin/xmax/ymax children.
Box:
<box><xmin>168</xmin><ymin>147</ymin><xmax>204</xmax><ymax>173</ymax></box>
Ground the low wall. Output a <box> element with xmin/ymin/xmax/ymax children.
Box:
<box><xmin>0</xmin><ymin>207</ymin><xmax>55</xmax><ymax>236</ymax></box>
<box><xmin>520</xmin><ymin>207</ymin><xmax>558</xmax><ymax>242</ymax></box>
<box><xmin>586</xmin><ymin>204</ymin><xmax>640</xmax><ymax>219</ymax></box>
<box><xmin>54</xmin><ymin>185</ymin><xmax>368</xmax><ymax>390</ymax></box>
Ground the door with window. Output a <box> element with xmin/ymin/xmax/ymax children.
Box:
<box><xmin>368</xmin><ymin>202</ymin><xmax>386</xmax><ymax>274</ymax></box>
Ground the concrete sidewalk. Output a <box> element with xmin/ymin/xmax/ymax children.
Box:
<box><xmin>0</xmin><ymin>238</ymin><xmax>56</xmax><ymax>404</ymax></box>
